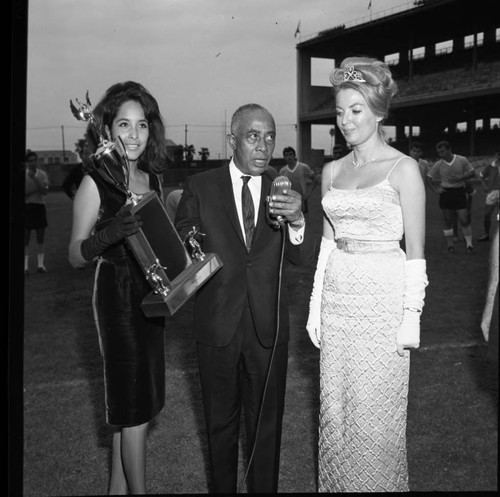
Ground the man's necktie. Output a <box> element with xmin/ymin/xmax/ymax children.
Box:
<box><xmin>241</xmin><ymin>175</ymin><xmax>255</xmax><ymax>251</ymax></box>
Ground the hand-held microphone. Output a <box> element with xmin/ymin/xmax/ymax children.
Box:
<box><xmin>266</xmin><ymin>176</ymin><xmax>292</xmax><ymax>229</ymax></box>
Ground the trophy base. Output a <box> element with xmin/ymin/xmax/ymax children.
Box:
<box><xmin>141</xmin><ymin>253</ymin><xmax>222</xmax><ymax>317</ymax></box>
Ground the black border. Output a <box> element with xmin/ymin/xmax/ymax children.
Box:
<box><xmin>9</xmin><ymin>0</ymin><xmax>28</xmax><ymax>495</ymax></box>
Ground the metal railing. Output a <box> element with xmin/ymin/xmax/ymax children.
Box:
<box><xmin>298</xmin><ymin>2</ymin><xmax>418</xmax><ymax>43</ymax></box>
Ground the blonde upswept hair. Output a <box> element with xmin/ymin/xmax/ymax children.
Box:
<box><xmin>330</xmin><ymin>57</ymin><xmax>398</xmax><ymax>137</ymax></box>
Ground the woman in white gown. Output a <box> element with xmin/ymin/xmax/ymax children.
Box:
<box><xmin>307</xmin><ymin>57</ymin><xmax>428</xmax><ymax>492</ymax></box>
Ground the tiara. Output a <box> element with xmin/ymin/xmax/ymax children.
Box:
<box><xmin>342</xmin><ymin>66</ymin><xmax>366</xmax><ymax>82</ymax></box>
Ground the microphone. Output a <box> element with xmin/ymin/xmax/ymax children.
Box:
<box><xmin>266</xmin><ymin>176</ymin><xmax>292</xmax><ymax>229</ymax></box>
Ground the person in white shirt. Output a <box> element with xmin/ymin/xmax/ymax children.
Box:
<box><xmin>24</xmin><ymin>151</ymin><xmax>50</xmax><ymax>274</ymax></box>
<box><xmin>427</xmin><ymin>140</ymin><xmax>476</xmax><ymax>253</ymax></box>
<box><xmin>279</xmin><ymin>146</ymin><xmax>316</xmax><ymax>213</ymax></box>
<box><xmin>165</xmin><ymin>186</ymin><xmax>183</xmax><ymax>222</ymax></box>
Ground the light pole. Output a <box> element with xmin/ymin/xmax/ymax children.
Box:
<box><xmin>329</xmin><ymin>127</ymin><xmax>335</xmax><ymax>152</ymax></box>
<box><xmin>61</xmin><ymin>125</ymin><xmax>66</xmax><ymax>161</ymax></box>
<box><xmin>224</xmin><ymin>109</ymin><xmax>227</xmax><ymax>159</ymax></box>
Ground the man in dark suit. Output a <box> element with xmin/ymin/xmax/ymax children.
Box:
<box><xmin>175</xmin><ymin>103</ymin><xmax>311</xmax><ymax>493</ymax></box>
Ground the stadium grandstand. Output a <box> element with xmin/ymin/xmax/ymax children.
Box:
<box><xmin>296</xmin><ymin>0</ymin><xmax>500</xmax><ymax>165</ymax></box>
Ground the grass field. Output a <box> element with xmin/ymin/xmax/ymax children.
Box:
<box><xmin>17</xmin><ymin>178</ymin><xmax>498</xmax><ymax>495</ymax></box>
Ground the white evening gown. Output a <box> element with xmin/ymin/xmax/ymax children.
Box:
<box><xmin>319</xmin><ymin>164</ymin><xmax>410</xmax><ymax>492</ymax></box>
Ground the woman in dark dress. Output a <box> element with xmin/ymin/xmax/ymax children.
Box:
<box><xmin>69</xmin><ymin>81</ymin><xmax>167</xmax><ymax>494</ymax></box>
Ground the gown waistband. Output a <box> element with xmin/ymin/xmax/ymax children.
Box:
<box><xmin>336</xmin><ymin>238</ymin><xmax>400</xmax><ymax>253</ymax></box>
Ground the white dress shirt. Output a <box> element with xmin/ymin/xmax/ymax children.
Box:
<box><xmin>229</xmin><ymin>159</ymin><xmax>304</xmax><ymax>245</ymax></box>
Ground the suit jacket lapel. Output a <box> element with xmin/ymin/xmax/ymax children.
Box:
<box><xmin>217</xmin><ymin>165</ymin><xmax>247</xmax><ymax>247</ymax></box>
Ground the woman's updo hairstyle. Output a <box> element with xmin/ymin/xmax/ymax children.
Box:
<box><xmin>330</xmin><ymin>56</ymin><xmax>398</xmax><ymax>122</ymax></box>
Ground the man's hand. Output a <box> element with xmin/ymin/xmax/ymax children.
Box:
<box><xmin>269</xmin><ymin>188</ymin><xmax>303</xmax><ymax>224</ymax></box>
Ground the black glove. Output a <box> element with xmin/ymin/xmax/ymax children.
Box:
<box><xmin>80</xmin><ymin>205</ymin><xmax>142</xmax><ymax>261</ymax></box>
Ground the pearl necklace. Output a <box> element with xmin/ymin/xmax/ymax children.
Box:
<box><xmin>352</xmin><ymin>151</ymin><xmax>378</xmax><ymax>168</ymax></box>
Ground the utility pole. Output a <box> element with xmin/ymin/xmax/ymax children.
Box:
<box><xmin>224</xmin><ymin>109</ymin><xmax>227</xmax><ymax>159</ymax></box>
<box><xmin>61</xmin><ymin>125</ymin><xmax>66</xmax><ymax>161</ymax></box>
<box><xmin>222</xmin><ymin>121</ymin><xmax>225</xmax><ymax>160</ymax></box>
<box><xmin>184</xmin><ymin>124</ymin><xmax>188</xmax><ymax>147</ymax></box>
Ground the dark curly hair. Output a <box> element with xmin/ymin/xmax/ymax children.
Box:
<box><xmin>86</xmin><ymin>81</ymin><xmax>167</xmax><ymax>174</ymax></box>
<box><xmin>283</xmin><ymin>146</ymin><xmax>296</xmax><ymax>156</ymax></box>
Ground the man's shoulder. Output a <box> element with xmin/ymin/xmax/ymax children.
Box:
<box><xmin>166</xmin><ymin>188</ymin><xmax>183</xmax><ymax>200</ymax></box>
<box><xmin>189</xmin><ymin>165</ymin><xmax>227</xmax><ymax>183</ymax></box>
<box><xmin>35</xmin><ymin>168</ymin><xmax>50</xmax><ymax>185</ymax></box>
<box><xmin>455</xmin><ymin>154</ymin><xmax>471</xmax><ymax>164</ymax></box>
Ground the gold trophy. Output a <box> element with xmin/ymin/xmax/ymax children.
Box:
<box><xmin>70</xmin><ymin>92</ymin><xmax>222</xmax><ymax>316</ymax></box>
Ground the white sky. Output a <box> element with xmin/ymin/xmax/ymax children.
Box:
<box><xmin>26</xmin><ymin>0</ymin><xmax>409</xmax><ymax>160</ymax></box>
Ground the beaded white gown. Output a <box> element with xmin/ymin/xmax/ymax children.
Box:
<box><xmin>318</xmin><ymin>163</ymin><xmax>410</xmax><ymax>492</ymax></box>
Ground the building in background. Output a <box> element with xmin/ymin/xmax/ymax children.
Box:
<box><xmin>34</xmin><ymin>150</ymin><xmax>79</xmax><ymax>166</ymax></box>
<box><xmin>296</xmin><ymin>0</ymin><xmax>500</xmax><ymax>167</ymax></box>
<box><xmin>26</xmin><ymin>149</ymin><xmax>79</xmax><ymax>188</ymax></box>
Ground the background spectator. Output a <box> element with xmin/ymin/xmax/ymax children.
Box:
<box><xmin>24</xmin><ymin>151</ymin><xmax>50</xmax><ymax>274</ymax></box>
<box><xmin>478</xmin><ymin>151</ymin><xmax>500</xmax><ymax>242</ymax></box>
<box><xmin>279</xmin><ymin>146</ymin><xmax>316</xmax><ymax>213</ymax></box>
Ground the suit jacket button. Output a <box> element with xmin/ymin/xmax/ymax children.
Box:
<box><xmin>246</xmin><ymin>262</ymin><xmax>252</xmax><ymax>267</ymax></box>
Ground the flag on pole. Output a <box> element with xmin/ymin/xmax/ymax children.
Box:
<box><xmin>368</xmin><ymin>1</ymin><xmax>372</xmax><ymax>9</ymax></box>
<box><xmin>294</xmin><ymin>20</ymin><xmax>301</xmax><ymax>38</ymax></box>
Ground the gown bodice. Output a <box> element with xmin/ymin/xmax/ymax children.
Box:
<box><xmin>322</xmin><ymin>178</ymin><xmax>404</xmax><ymax>243</ymax></box>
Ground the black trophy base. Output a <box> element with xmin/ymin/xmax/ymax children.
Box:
<box><xmin>141</xmin><ymin>253</ymin><xmax>222</xmax><ymax>317</ymax></box>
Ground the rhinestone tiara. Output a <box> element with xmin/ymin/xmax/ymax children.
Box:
<box><xmin>342</xmin><ymin>66</ymin><xmax>366</xmax><ymax>82</ymax></box>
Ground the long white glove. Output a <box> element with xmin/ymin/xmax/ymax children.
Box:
<box><xmin>306</xmin><ymin>237</ymin><xmax>336</xmax><ymax>348</ymax></box>
<box><xmin>396</xmin><ymin>259</ymin><xmax>429</xmax><ymax>356</ymax></box>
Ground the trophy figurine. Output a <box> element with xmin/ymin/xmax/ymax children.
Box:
<box><xmin>70</xmin><ymin>92</ymin><xmax>132</xmax><ymax>201</ymax></box>
<box><xmin>70</xmin><ymin>92</ymin><xmax>223</xmax><ymax>316</ymax></box>
<box><xmin>186</xmin><ymin>227</ymin><xmax>206</xmax><ymax>262</ymax></box>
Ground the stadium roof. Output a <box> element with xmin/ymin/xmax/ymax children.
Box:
<box><xmin>297</xmin><ymin>0</ymin><xmax>499</xmax><ymax>58</ymax></box>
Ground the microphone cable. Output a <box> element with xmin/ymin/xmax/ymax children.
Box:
<box><xmin>237</xmin><ymin>217</ymin><xmax>288</xmax><ymax>493</ymax></box>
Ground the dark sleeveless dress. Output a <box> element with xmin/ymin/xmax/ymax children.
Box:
<box><xmin>89</xmin><ymin>169</ymin><xmax>165</xmax><ymax>427</ymax></box>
